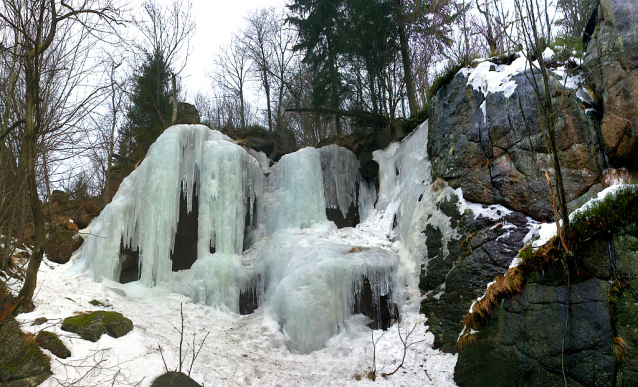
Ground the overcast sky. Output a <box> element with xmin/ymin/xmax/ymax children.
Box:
<box><xmin>147</xmin><ymin>0</ymin><xmax>288</xmax><ymax>103</ymax></box>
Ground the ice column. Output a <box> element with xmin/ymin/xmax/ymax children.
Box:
<box><xmin>264</xmin><ymin>147</ymin><xmax>327</xmax><ymax>234</ymax></box>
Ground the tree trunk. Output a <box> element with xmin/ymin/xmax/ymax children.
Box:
<box><xmin>398</xmin><ymin>18</ymin><xmax>417</xmax><ymax>116</ymax></box>
<box><xmin>172</xmin><ymin>73</ymin><xmax>178</xmax><ymax>125</ymax></box>
<box><xmin>239</xmin><ymin>86</ymin><xmax>246</xmax><ymax>129</ymax></box>
<box><xmin>18</xmin><ymin>65</ymin><xmax>47</xmax><ymax>303</ymax></box>
<box><xmin>264</xmin><ymin>69</ymin><xmax>273</xmax><ymax>132</ymax></box>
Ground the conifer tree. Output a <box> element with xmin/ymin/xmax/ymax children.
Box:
<box><xmin>119</xmin><ymin>50</ymin><xmax>172</xmax><ymax>161</ymax></box>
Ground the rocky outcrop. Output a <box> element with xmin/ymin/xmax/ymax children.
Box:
<box><xmin>61</xmin><ymin>311</ymin><xmax>133</xmax><ymax>342</ymax></box>
<box><xmin>228</xmin><ymin>126</ymin><xmax>297</xmax><ymax>162</ymax></box>
<box><xmin>584</xmin><ymin>0</ymin><xmax>638</xmax><ymax>169</ymax></box>
<box><xmin>0</xmin><ymin>317</ymin><xmax>51</xmax><ymax>387</ymax></box>
<box><xmin>45</xmin><ymin>217</ymin><xmax>82</xmax><ymax>264</ymax></box>
<box><xmin>428</xmin><ymin>69</ymin><xmax>604</xmax><ymax>221</ymax></box>
<box><xmin>420</xmin><ymin>193</ymin><xmax>532</xmax><ymax>352</ymax></box>
<box><xmin>175</xmin><ymin>102</ymin><xmax>200</xmax><ymax>125</ymax></box>
<box><xmin>454</xmin><ymin>220</ymin><xmax>638</xmax><ymax>386</ymax></box>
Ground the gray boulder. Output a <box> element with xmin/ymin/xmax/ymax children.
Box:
<box><xmin>36</xmin><ymin>331</ymin><xmax>71</xmax><ymax>359</ymax></box>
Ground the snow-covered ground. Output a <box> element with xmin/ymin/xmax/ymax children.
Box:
<box><xmin>12</xmin><ymin>227</ymin><xmax>456</xmax><ymax>387</ymax></box>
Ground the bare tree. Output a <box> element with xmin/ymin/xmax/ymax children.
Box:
<box><xmin>514</xmin><ymin>0</ymin><xmax>570</xmax><ymax>244</ymax></box>
<box><xmin>213</xmin><ymin>35</ymin><xmax>252</xmax><ymax>130</ymax></box>
<box><xmin>244</xmin><ymin>8</ymin><xmax>275</xmax><ymax>132</ymax></box>
<box><xmin>0</xmin><ymin>0</ymin><xmax>120</xmax><ymax>304</ymax></box>
<box><xmin>134</xmin><ymin>0</ymin><xmax>194</xmax><ymax>125</ymax></box>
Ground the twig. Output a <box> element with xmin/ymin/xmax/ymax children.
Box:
<box><xmin>189</xmin><ymin>331</ymin><xmax>210</xmax><ymax>376</ymax></box>
<box><xmin>158</xmin><ymin>344</ymin><xmax>169</xmax><ymax>372</ymax></box>
<box><xmin>178</xmin><ymin>303</ymin><xmax>184</xmax><ymax>373</ymax></box>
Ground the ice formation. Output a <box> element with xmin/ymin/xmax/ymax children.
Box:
<box><xmin>318</xmin><ymin>145</ymin><xmax>360</xmax><ymax>218</ymax></box>
<box><xmin>76</xmin><ymin>124</ymin><xmax>405</xmax><ymax>353</ymax></box>
<box><xmin>373</xmin><ymin>121</ymin><xmax>459</xmax><ymax>308</ymax></box>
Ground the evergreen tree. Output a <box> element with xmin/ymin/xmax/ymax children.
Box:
<box><xmin>119</xmin><ymin>50</ymin><xmax>172</xmax><ymax>161</ymax></box>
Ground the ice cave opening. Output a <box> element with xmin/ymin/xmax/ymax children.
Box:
<box><xmin>74</xmin><ymin>123</ymin><xmax>447</xmax><ymax>354</ymax></box>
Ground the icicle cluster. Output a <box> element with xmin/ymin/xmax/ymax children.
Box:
<box><xmin>77</xmin><ymin>125</ymin><xmax>404</xmax><ymax>352</ymax></box>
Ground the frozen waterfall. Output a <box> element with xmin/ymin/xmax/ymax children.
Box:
<box><xmin>76</xmin><ymin>124</ymin><xmax>412</xmax><ymax>353</ymax></box>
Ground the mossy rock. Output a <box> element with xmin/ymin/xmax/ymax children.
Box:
<box><xmin>61</xmin><ymin>311</ymin><xmax>133</xmax><ymax>342</ymax></box>
<box><xmin>36</xmin><ymin>331</ymin><xmax>71</xmax><ymax>359</ymax></box>
<box><xmin>151</xmin><ymin>372</ymin><xmax>202</xmax><ymax>387</ymax></box>
<box><xmin>0</xmin><ymin>317</ymin><xmax>51</xmax><ymax>386</ymax></box>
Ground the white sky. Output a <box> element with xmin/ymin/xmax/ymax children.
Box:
<box><xmin>152</xmin><ymin>0</ymin><xmax>289</xmax><ymax>103</ymax></box>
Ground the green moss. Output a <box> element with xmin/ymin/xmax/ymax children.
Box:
<box><xmin>38</xmin><ymin>331</ymin><xmax>64</xmax><ymax>346</ymax></box>
<box><xmin>62</xmin><ymin>311</ymin><xmax>125</xmax><ymax>328</ymax></box>
<box><xmin>0</xmin><ymin>318</ymin><xmax>51</xmax><ymax>379</ymax></box>
<box><xmin>570</xmin><ymin>185</ymin><xmax>638</xmax><ymax>245</ymax></box>
<box><xmin>427</xmin><ymin>63</ymin><xmax>465</xmax><ymax>102</ymax></box>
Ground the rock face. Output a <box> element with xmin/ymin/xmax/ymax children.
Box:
<box><xmin>0</xmin><ymin>317</ymin><xmax>51</xmax><ymax>387</ymax></box>
<box><xmin>454</xmin><ymin>223</ymin><xmax>638</xmax><ymax>386</ymax></box>
<box><xmin>175</xmin><ymin>102</ymin><xmax>200</xmax><ymax>125</ymax></box>
<box><xmin>151</xmin><ymin>372</ymin><xmax>201</xmax><ymax>387</ymax></box>
<box><xmin>61</xmin><ymin>311</ymin><xmax>133</xmax><ymax>342</ymax></box>
<box><xmin>420</xmin><ymin>193</ymin><xmax>532</xmax><ymax>352</ymax></box>
<box><xmin>428</xmin><ymin>70</ymin><xmax>604</xmax><ymax>221</ymax></box>
<box><xmin>229</xmin><ymin>126</ymin><xmax>298</xmax><ymax>161</ymax></box>
<box><xmin>455</xmin><ymin>279</ymin><xmax>615</xmax><ymax>387</ymax></box>
<box><xmin>585</xmin><ymin>0</ymin><xmax>638</xmax><ymax>169</ymax></box>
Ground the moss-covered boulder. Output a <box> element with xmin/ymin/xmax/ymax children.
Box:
<box><xmin>36</xmin><ymin>331</ymin><xmax>71</xmax><ymax>359</ymax></box>
<box><xmin>151</xmin><ymin>372</ymin><xmax>201</xmax><ymax>387</ymax></box>
<box><xmin>61</xmin><ymin>311</ymin><xmax>133</xmax><ymax>342</ymax></box>
<box><xmin>0</xmin><ymin>317</ymin><xmax>51</xmax><ymax>387</ymax></box>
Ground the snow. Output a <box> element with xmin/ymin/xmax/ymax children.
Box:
<box><xmin>459</xmin><ymin>54</ymin><xmax>530</xmax><ymax>99</ymax></box>
<box><xmin>17</xmin><ymin>260</ymin><xmax>457</xmax><ymax>386</ymax></box>
<box><xmin>459</xmin><ymin>50</ymin><xmax>582</xmax><ymax>102</ymax></box>
<box><xmin>542</xmin><ymin>47</ymin><xmax>555</xmax><ymax>62</ymax></box>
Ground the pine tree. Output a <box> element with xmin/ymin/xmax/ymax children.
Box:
<box><xmin>119</xmin><ymin>50</ymin><xmax>172</xmax><ymax>161</ymax></box>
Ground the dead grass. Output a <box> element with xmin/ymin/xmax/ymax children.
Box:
<box><xmin>614</xmin><ymin>337</ymin><xmax>629</xmax><ymax>363</ymax></box>
<box><xmin>24</xmin><ymin>332</ymin><xmax>37</xmax><ymax>344</ymax></box>
<box><xmin>457</xmin><ymin>239</ymin><xmax>562</xmax><ymax>350</ymax></box>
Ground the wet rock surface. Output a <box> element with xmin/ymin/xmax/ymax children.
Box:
<box><xmin>454</xmin><ymin>223</ymin><xmax>638</xmax><ymax>386</ymax></box>
<box><xmin>584</xmin><ymin>0</ymin><xmax>638</xmax><ymax>169</ymax></box>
